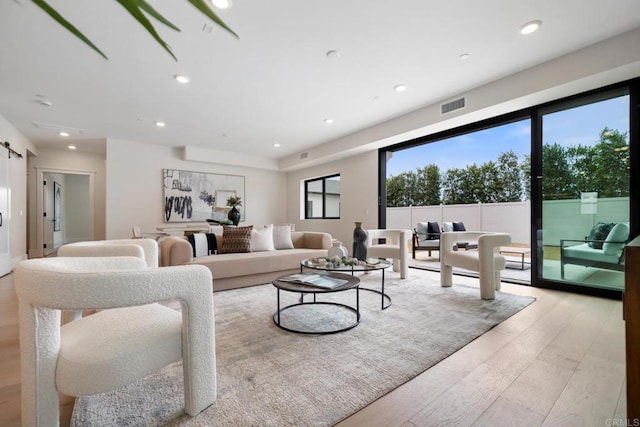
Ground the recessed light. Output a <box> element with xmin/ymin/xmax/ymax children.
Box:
<box><xmin>59</xmin><ymin>131</ymin><xmax>70</xmax><ymax>137</ymax></box>
<box><xmin>326</xmin><ymin>50</ymin><xmax>340</xmax><ymax>59</ymax></box>
<box><xmin>211</xmin><ymin>0</ymin><xmax>231</xmax><ymax>9</ymax></box>
<box><xmin>68</xmin><ymin>145</ymin><xmax>77</xmax><ymax>150</ymax></box>
<box><xmin>520</xmin><ymin>20</ymin><xmax>542</xmax><ymax>35</ymax></box>
<box><xmin>155</xmin><ymin>121</ymin><xmax>166</xmax><ymax>127</ymax></box>
<box><xmin>394</xmin><ymin>84</ymin><xmax>407</xmax><ymax>92</ymax></box>
<box><xmin>273</xmin><ymin>143</ymin><xmax>281</xmax><ymax>148</ymax></box>
<box><xmin>324</xmin><ymin>118</ymin><xmax>334</xmax><ymax>124</ymax></box>
<box><xmin>459</xmin><ymin>53</ymin><xmax>470</xmax><ymax>60</ymax></box>
<box><xmin>174</xmin><ymin>74</ymin><xmax>191</xmax><ymax>84</ymax></box>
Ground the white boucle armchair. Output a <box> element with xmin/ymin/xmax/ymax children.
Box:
<box><xmin>58</xmin><ymin>238</ymin><xmax>159</xmax><ymax>267</ymax></box>
<box><xmin>15</xmin><ymin>256</ymin><xmax>216</xmax><ymax>426</ymax></box>
<box><xmin>440</xmin><ymin>231</ymin><xmax>511</xmax><ymax>300</ymax></box>
<box><xmin>366</xmin><ymin>229</ymin><xmax>411</xmax><ymax>279</ymax></box>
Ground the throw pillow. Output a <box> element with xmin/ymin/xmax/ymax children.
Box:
<box><xmin>453</xmin><ymin>222</ymin><xmax>466</xmax><ymax>231</ymax></box>
<box><xmin>602</xmin><ymin>222</ymin><xmax>629</xmax><ymax>255</ymax></box>
<box><xmin>219</xmin><ymin>226</ymin><xmax>253</xmax><ymax>254</ymax></box>
<box><xmin>186</xmin><ymin>233</ymin><xmax>217</xmax><ymax>257</ymax></box>
<box><xmin>427</xmin><ymin>222</ymin><xmax>440</xmax><ymax>240</ymax></box>
<box><xmin>587</xmin><ymin>222</ymin><xmax>615</xmax><ymax>249</ymax></box>
<box><xmin>251</xmin><ymin>225</ymin><xmax>275</xmax><ymax>252</ymax></box>
<box><xmin>416</xmin><ymin>222</ymin><xmax>430</xmax><ymax>243</ymax></box>
<box><xmin>273</xmin><ymin>225</ymin><xmax>294</xmax><ymax>249</ymax></box>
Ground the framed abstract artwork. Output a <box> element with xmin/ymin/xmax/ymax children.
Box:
<box><xmin>163</xmin><ymin>169</ymin><xmax>245</xmax><ymax>223</ymax></box>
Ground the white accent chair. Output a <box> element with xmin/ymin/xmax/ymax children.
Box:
<box><xmin>366</xmin><ymin>229</ymin><xmax>411</xmax><ymax>279</ymax></box>
<box><xmin>440</xmin><ymin>231</ymin><xmax>511</xmax><ymax>300</ymax></box>
<box><xmin>58</xmin><ymin>238</ymin><xmax>158</xmax><ymax>267</ymax></box>
<box><xmin>15</xmin><ymin>256</ymin><xmax>216</xmax><ymax>426</ymax></box>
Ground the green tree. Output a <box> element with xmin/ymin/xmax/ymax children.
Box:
<box><xmin>496</xmin><ymin>150</ymin><xmax>523</xmax><ymax>202</ymax></box>
<box><xmin>414</xmin><ymin>164</ymin><xmax>442</xmax><ymax>205</ymax></box>
<box><xmin>542</xmin><ymin>143</ymin><xmax>575</xmax><ymax>200</ymax></box>
<box><xmin>521</xmin><ymin>153</ymin><xmax>531</xmax><ymax>201</ymax></box>
<box><xmin>386</xmin><ymin>171</ymin><xmax>420</xmax><ymax>207</ymax></box>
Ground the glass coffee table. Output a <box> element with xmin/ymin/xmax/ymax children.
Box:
<box><xmin>301</xmin><ymin>257</ymin><xmax>392</xmax><ymax>310</ymax></box>
<box><xmin>272</xmin><ymin>272</ymin><xmax>360</xmax><ymax>335</ymax></box>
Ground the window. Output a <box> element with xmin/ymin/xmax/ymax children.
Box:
<box><xmin>305</xmin><ymin>174</ymin><xmax>340</xmax><ymax>219</ymax></box>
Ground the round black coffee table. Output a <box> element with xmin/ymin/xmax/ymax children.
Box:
<box><xmin>272</xmin><ymin>272</ymin><xmax>360</xmax><ymax>335</ymax></box>
<box><xmin>301</xmin><ymin>258</ymin><xmax>392</xmax><ymax>310</ymax></box>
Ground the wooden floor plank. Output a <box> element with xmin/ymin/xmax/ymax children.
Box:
<box><xmin>542</xmin><ymin>354</ymin><xmax>625</xmax><ymax>427</ymax></box>
<box><xmin>471</xmin><ymin>396</ymin><xmax>545</xmax><ymax>427</ymax></box>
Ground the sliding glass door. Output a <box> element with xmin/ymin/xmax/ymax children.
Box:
<box><xmin>538</xmin><ymin>89</ymin><xmax>630</xmax><ymax>291</ymax></box>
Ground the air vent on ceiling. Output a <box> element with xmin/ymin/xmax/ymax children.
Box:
<box><xmin>300</xmin><ymin>151</ymin><xmax>308</xmax><ymax>160</ymax></box>
<box><xmin>32</xmin><ymin>121</ymin><xmax>84</xmax><ymax>135</ymax></box>
<box><xmin>441</xmin><ymin>97</ymin><xmax>466</xmax><ymax>115</ymax></box>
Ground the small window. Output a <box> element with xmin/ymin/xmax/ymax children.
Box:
<box><xmin>305</xmin><ymin>174</ymin><xmax>340</xmax><ymax>219</ymax></box>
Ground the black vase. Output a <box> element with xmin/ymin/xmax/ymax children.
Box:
<box><xmin>227</xmin><ymin>207</ymin><xmax>241</xmax><ymax>226</ymax></box>
<box><xmin>352</xmin><ymin>221</ymin><xmax>368</xmax><ymax>261</ymax></box>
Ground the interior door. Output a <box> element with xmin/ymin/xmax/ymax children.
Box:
<box><xmin>43</xmin><ymin>175</ymin><xmax>55</xmax><ymax>256</ymax></box>
<box><xmin>0</xmin><ymin>149</ymin><xmax>10</xmax><ymax>276</ymax></box>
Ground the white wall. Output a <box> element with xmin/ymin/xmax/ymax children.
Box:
<box><xmin>0</xmin><ymin>114</ymin><xmax>34</xmax><ymax>267</ymax></box>
<box><xmin>387</xmin><ymin>201</ymin><xmax>531</xmax><ymax>245</ymax></box>
<box><xmin>285</xmin><ymin>150</ymin><xmax>379</xmax><ymax>253</ymax></box>
<box><xmin>106</xmin><ymin>139</ymin><xmax>288</xmax><ymax>239</ymax></box>
<box><xmin>64</xmin><ymin>174</ymin><xmax>91</xmax><ymax>243</ymax></box>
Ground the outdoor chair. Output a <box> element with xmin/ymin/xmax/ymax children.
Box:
<box><xmin>15</xmin><ymin>256</ymin><xmax>216</xmax><ymax>425</ymax></box>
<box><xmin>560</xmin><ymin>222</ymin><xmax>629</xmax><ymax>279</ymax></box>
<box><xmin>413</xmin><ymin>221</ymin><xmax>441</xmax><ymax>260</ymax></box>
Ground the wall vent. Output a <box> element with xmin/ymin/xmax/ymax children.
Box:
<box><xmin>441</xmin><ymin>97</ymin><xmax>466</xmax><ymax>115</ymax></box>
<box><xmin>32</xmin><ymin>121</ymin><xmax>84</xmax><ymax>135</ymax></box>
<box><xmin>300</xmin><ymin>151</ymin><xmax>308</xmax><ymax>159</ymax></box>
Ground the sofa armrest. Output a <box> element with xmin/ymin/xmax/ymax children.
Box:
<box><xmin>160</xmin><ymin>236</ymin><xmax>193</xmax><ymax>266</ymax></box>
<box><xmin>300</xmin><ymin>232</ymin><xmax>332</xmax><ymax>249</ymax></box>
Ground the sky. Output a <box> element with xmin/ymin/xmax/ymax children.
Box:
<box><xmin>386</xmin><ymin>95</ymin><xmax>630</xmax><ymax>177</ymax></box>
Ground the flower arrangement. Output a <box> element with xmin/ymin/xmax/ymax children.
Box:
<box><xmin>226</xmin><ymin>195</ymin><xmax>242</xmax><ymax>208</ymax></box>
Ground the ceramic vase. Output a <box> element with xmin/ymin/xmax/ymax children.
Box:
<box><xmin>352</xmin><ymin>221</ymin><xmax>368</xmax><ymax>261</ymax></box>
<box><xmin>227</xmin><ymin>207</ymin><xmax>241</xmax><ymax>226</ymax></box>
<box><xmin>328</xmin><ymin>240</ymin><xmax>348</xmax><ymax>259</ymax></box>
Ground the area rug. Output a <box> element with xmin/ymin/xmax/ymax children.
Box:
<box><xmin>71</xmin><ymin>269</ymin><xmax>535</xmax><ymax>426</ymax></box>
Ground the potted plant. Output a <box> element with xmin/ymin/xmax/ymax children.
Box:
<box><xmin>226</xmin><ymin>196</ymin><xmax>242</xmax><ymax>226</ymax></box>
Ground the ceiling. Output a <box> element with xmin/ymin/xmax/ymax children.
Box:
<box><xmin>2</xmin><ymin>0</ymin><xmax>640</xmax><ymax>160</ymax></box>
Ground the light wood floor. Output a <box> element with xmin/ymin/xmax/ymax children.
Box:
<box><xmin>0</xmin><ymin>270</ymin><xmax>625</xmax><ymax>426</ymax></box>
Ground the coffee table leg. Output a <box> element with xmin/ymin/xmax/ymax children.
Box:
<box><xmin>381</xmin><ymin>269</ymin><xmax>385</xmax><ymax>310</ymax></box>
<box><xmin>276</xmin><ymin>289</ymin><xmax>281</xmax><ymax>325</ymax></box>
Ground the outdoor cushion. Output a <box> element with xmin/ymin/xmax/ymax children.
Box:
<box><xmin>587</xmin><ymin>221</ymin><xmax>615</xmax><ymax>249</ymax></box>
<box><xmin>427</xmin><ymin>222</ymin><xmax>441</xmax><ymax>239</ymax></box>
<box><xmin>453</xmin><ymin>222</ymin><xmax>466</xmax><ymax>231</ymax></box>
<box><xmin>602</xmin><ymin>222</ymin><xmax>629</xmax><ymax>255</ymax></box>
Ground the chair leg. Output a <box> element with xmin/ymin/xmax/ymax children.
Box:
<box><xmin>479</xmin><ymin>269</ymin><xmax>496</xmax><ymax>300</ymax></box>
<box><xmin>441</xmin><ymin>264</ymin><xmax>453</xmax><ymax>287</ymax></box>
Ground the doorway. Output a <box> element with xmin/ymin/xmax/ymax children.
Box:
<box><xmin>35</xmin><ymin>169</ymin><xmax>94</xmax><ymax>258</ymax></box>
